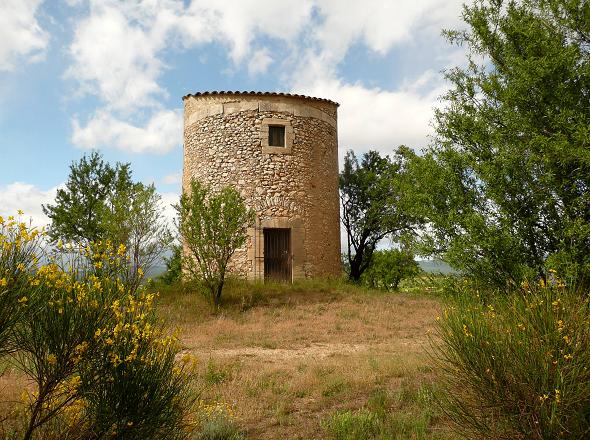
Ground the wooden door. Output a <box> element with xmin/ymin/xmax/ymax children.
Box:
<box><xmin>264</xmin><ymin>228</ymin><xmax>292</xmax><ymax>282</ymax></box>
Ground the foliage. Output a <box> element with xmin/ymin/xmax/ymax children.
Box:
<box><xmin>194</xmin><ymin>401</ymin><xmax>243</xmax><ymax>440</ymax></box>
<box><xmin>0</xmin><ymin>221</ymin><xmax>195</xmax><ymax>440</ymax></box>
<box><xmin>340</xmin><ymin>149</ymin><xmax>418</xmax><ymax>282</ymax></box>
<box><xmin>405</xmin><ymin>0</ymin><xmax>590</xmax><ymax>289</ymax></box>
<box><xmin>176</xmin><ymin>179</ymin><xmax>254</xmax><ymax>308</ymax></box>
<box><xmin>434</xmin><ymin>280</ymin><xmax>590</xmax><ymax>439</ymax></box>
<box><xmin>42</xmin><ymin>151</ymin><xmax>131</xmax><ymax>245</ymax></box>
<box><xmin>104</xmin><ymin>182</ymin><xmax>173</xmax><ymax>292</ymax></box>
<box><xmin>0</xmin><ymin>214</ymin><xmax>43</xmax><ymax>358</ymax></box>
<box><xmin>43</xmin><ymin>152</ymin><xmax>172</xmax><ymax>290</ymax></box>
<box><xmin>160</xmin><ymin>244</ymin><xmax>182</xmax><ymax>285</ymax></box>
<box><xmin>321</xmin><ymin>409</ymin><xmax>381</xmax><ymax>440</ymax></box>
<box><xmin>361</xmin><ymin>249</ymin><xmax>422</xmax><ymax>291</ymax></box>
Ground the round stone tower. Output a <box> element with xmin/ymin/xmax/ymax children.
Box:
<box><xmin>182</xmin><ymin>91</ymin><xmax>340</xmax><ymax>281</ymax></box>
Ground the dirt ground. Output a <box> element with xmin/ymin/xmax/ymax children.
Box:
<box><xmin>161</xmin><ymin>287</ymin><xmax>449</xmax><ymax>439</ymax></box>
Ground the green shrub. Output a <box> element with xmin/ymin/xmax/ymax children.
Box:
<box><xmin>194</xmin><ymin>401</ymin><xmax>243</xmax><ymax>440</ymax></box>
<box><xmin>0</xmin><ymin>214</ymin><xmax>43</xmax><ymax>358</ymax></box>
<box><xmin>321</xmin><ymin>409</ymin><xmax>381</xmax><ymax>440</ymax></box>
<box><xmin>160</xmin><ymin>244</ymin><xmax>182</xmax><ymax>285</ymax></box>
<box><xmin>2</xmin><ymin>234</ymin><xmax>195</xmax><ymax>440</ymax></box>
<box><xmin>362</xmin><ymin>249</ymin><xmax>422</xmax><ymax>291</ymax></box>
<box><xmin>434</xmin><ymin>280</ymin><xmax>590</xmax><ymax>439</ymax></box>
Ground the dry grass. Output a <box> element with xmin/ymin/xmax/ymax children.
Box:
<box><xmin>157</xmin><ymin>279</ymin><xmax>458</xmax><ymax>439</ymax></box>
<box><xmin>0</xmin><ymin>279</ymin><xmax>458</xmax><ymax>439</ymax></box>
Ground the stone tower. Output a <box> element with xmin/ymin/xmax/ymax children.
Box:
<box><xmin>182</xmin><ymin>91</ymin><xmax>340</xmax><ymax>281</ymax></box>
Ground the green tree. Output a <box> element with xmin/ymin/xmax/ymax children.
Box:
<box><xmin>362</xmin><ymin>249</ymin><xmax>422</xmax><ymax>291</ymax></box>
<box><xmin>340</xmin><ymin>150</ymin><xmax>417</xmax><ymax>282</ymax></box>
<box><xmin>42</xmin><ymin>151</ymin><xmax>132</xmax><ymax>244</ymax></box>
<box><xmin>43</xmin><ymin>152</ymin><xmax>172</xmax><ymax>289</ymax></box>
<box><xmin>176</xmin><ymin>179</ymin><xmax>254</xmax><ymax>308</ymax></box>
<box><xmin>409</xmin><ymin>0</ymin><xmax>590</xmax><ymax>289</ymax></box>
<box><xmin>105</xmin><ymin>182</ymin><xmax>173</xmax><ymax>291</ymax></box>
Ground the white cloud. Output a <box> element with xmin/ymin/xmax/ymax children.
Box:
<box><xmin>65</xmin><ymin>0</ymin><xmax>465</xmax><ymax>155</ymax></box>
<box><xmin>71</xmin><ymin>109</ymin><xmax>182</xmax><ymax>154</ymax></box>
<box><xmin>162</xmin><ymin>172</ymin><xmax>182</xmax><ymax>185</ymax></box>
<box><xmin>311</xmin><ymin>0</ymin><xmax>463</xmax><ymax>62</ymax></box>
<box><xmin>247</xmin><ymin>48</ymin><xmax>273</xmax><ymax>76</ymax></box>
<box><xmin>296</xmin><ymin>75</ymin><xmax>443</xmax><ymax>161</ymax></box>
<box><xmin>0</xmin><ymin>182</ymin><xmax>60</xmax><ymax>227</ymax></box>
<box><xmin>0</xmin><ymin>0</ymin><xmax>48</xmax><ymax>71</ymax></box>
<box><xmin>65</xmin><ymin>2</ymin><xmax>168</xmax><ymax>112</ymax></box>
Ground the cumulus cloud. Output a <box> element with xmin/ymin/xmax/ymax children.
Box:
<box><xmin>65</xmin><ymin>0</ymin><xmax>465</xmax><ymax>156</ymax></box>
<box><xmin>71</xmin><ymin>109</ymin><xmax>182</xmax><ymax>154</ymax></box>
<box><xmin>0</xmin><ymin>182</ymin><xmax>60</xmax><ymax>227</ymax></box>
<box><xmin>0</xmin><ymin>0</ymin><xmax>48</xmax><ymax>71</ymax></box>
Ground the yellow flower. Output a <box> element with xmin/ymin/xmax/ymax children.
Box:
<box><xmin>47</xmin><ymin>354</ymin><xmax>57</xmax><ymax>365</ymax></box>
<box><xmin>564</xmin><ymin>354</ymin><xmax>573</xmax><ymax>361</ymax></box>
<box><xmin>117</xmin><ymin>244</ymin><xmax>126</xmax><ymax>256</ymax></box>
<box><xmin>555</xmin><ymin>389</ymin><xmax>561</xmax><ymax>404</ymax></box>
<box><xmin>0</xmin><ymin>278</ymin><xmax>7</xmax><ymax>287</ymax></box>
<box><xmin>18</xmin><ymin>296</ymin><xmax>28</xmax><ymax>304</ymax></box>
<box><xmin>17</xmin><ymin>209</ymin><xmax>24</xmax><ymax>215</ymax></box>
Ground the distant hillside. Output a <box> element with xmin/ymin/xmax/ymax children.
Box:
<box><xmin>417</xmin><ymin>260</ymin><xmax>458</xmax><ymax>275</ymax></box>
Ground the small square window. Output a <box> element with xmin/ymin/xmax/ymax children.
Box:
<box><xmin>268</xmin><ymin>125</ymin><xmax>285</xmax><ymax>147</ymax></box>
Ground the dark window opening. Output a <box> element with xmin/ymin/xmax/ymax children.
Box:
<box><xmin>268</xmin><ymin>125</ymin><xmax>285</xmax><ymax>147</ymax></box>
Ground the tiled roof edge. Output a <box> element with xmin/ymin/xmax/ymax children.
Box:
<box><xmin>182</xmin><ymin>90</ymin><xmax>339</xmax><ymax>106</ymax></box>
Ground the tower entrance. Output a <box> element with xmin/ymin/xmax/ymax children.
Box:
<box><xmin>263</xmin><ymin>228</ymin><xmax>292</xmax><ymax>282</ymax></box>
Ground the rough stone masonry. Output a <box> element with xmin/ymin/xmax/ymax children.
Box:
<box><xmin>182</xmin><ymin>91</ymin><xmax>341</xmax><ymax>281</ymax></box>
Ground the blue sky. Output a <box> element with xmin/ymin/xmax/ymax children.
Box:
<box><xmin>0</xmin><ymin>0</ymin><xmax>468</xmax><ymax>226</ymax></box>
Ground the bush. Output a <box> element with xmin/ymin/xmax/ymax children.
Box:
<box><xmin>321</xmin><ymin>409</ymin><xmax>381</xmax><ymax>440</ymax></box>
<box><xmin>434</xmin><ymin>280</ymin><xmax>590</xmax><ymax>439</ymax></box>
<box><xmin>0</xmin><ymin>214</ymin><xmax>43</xmax><ymax>358</ymax></box>
<box><xmin>194</xmin><ymin>401</ymin><xmax>243</xmax><ymax>440</ymax></box>
<box><xmin>0</xmin><ymin>221</ymin><xmax>195</xmax><ymax>440</ymax></box>
<box><xmin>160</xmin><ymin>244</ymin><xmax>182</xmax><ymax>285</ymax></box>
<box><xmin>362</xmin><ymin>249</ymin><xmax>422</xmax><ymax>291</ymax></box>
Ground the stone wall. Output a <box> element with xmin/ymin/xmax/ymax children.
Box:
<box><xmin>182</xmin><ymin>92</ymin><xmax>341</xmax><ymax>280</ymax></box>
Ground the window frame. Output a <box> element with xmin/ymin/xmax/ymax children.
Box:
<box><xmin>260</xmin><ymin>118</ymin><xmax>293</xmax><ymax>154</ymax></box>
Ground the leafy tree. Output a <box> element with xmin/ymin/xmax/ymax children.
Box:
<box><xmin>340</xmin><ymin>150</ymin><xmax>417</xmax><ymax>282</ymax></box>
<box><xmin>408</xmin><ymin>0</ymin><xmax>590</xmax><ymax>289</ymax></box>
<box><xmin>362</xmin><ymin>249</ymin><xmax>422</xmax><ymax>291</ymax></box>
<box><xmin>104</xmin><ymin>182</ymin><xmax>172</xmax><ymax>291</ymax></box>
<box><xmin>176</xmin><ymin>179</ymin><xmax>254</xmax><ymax>308</ymax></box>
<box><xmin>43</xmin><ymin>152</ymin><xmax>172</xmax><ymax>289</ymax></box>
<box><xmin>43</xmin><ymin>151</ymin><xmax>132</xmax><ymax>244</ymax></box>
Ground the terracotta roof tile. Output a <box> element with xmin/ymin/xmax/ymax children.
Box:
<box><xmin>182</xmin><ymin>90</ymin><xmax>339</xmax><ymax>106</ymax></box>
